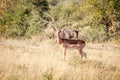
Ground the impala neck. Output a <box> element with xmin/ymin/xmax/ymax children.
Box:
<box><xmin>57</xmin><ymin>31</ymin><xmax>62</xmax><ymax>44</ymax></box>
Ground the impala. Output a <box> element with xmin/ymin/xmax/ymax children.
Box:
<box><xmin>57</xmin><ymin>30</ymin><xmax>87</xmax><ymax>60</ymax></box>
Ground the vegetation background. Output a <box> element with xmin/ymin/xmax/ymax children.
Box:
<box><xmin>0</xmin><ymin>0</ymin><xmax>120</xmax><ymax>42</ymax></box>
<box><xmin>0</xmin><ymin>0</ymin><xmax>120</xmax><ymax>80</ymax></box>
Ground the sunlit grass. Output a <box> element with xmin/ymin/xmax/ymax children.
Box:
<box><xmin>0</xmin><ymin>39</ymin><xmax>120</xmax><ymax>80</ymax></box>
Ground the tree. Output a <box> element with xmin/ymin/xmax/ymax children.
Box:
<box><xmin>86</xmin><ymin>0</ymin><xmax>120</xmax><ymax>40</ymax></box>
<box><xmin>0</xmin><ymin>0</ymin><xmax>50</xmax><ymax>37</ymax></box>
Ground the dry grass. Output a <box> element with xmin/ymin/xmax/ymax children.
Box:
<box><xmin>0</xmin><ymin>38</ymin><xmax>120</xmax><ymax>80</ymax></box>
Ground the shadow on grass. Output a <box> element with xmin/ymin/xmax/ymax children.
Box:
<box><xmin>67</xmin><ymin>55</ymin><xmax>88</xmax><ymax>67</ymax></box>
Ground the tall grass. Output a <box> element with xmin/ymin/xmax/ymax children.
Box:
<box><xmin>0</xmin><ymin>39</ymin><xmax>120</xmax><ymax>80</ymax></box>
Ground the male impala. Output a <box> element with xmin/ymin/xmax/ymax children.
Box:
<box><xmin>57</xmin><ymin>30</ymin><xmax>86</xmax><ymax>60</ymax></box>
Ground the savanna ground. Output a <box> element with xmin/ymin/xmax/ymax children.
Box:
<box><xmin>0</xmin><ymin>37</ymin><xmax>120</xmax><ymax>80</ymax></box>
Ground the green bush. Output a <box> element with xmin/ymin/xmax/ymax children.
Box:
<box><xmin>0</xmin><ymin>0</ymin><xmax>49</xmax><ymax>37</ymax></box>
<box><xmin>83</xmin><ymin>26</ymin><xmax>107</xmax><ymax>42</ymax></box>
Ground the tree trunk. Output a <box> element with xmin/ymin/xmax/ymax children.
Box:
<box><xmin>101</xmin><ymin>16</ymin><xmax>112</xmax><ymax>41</ymax></box>
<box><xmin>105</xmin><ymin>25</ymin><xmax>110</xmax><ymax>41</ymax></box>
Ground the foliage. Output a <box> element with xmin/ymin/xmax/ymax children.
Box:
<box><xmin>0</xmin><ymin>0</ymin><xmax>49</xmax><ymax>37</ymax></box>
<box><xmin>85</xmin><ymin>0</ymin><xmax>120</xmax><ymax>40</ymax></box>
<box><xmin>83</xmin><ymin>25</ymin><xmax>107</xmax><ymax>42</ymax></box>
<box><xmin>48</xmin><ymin>0</ymin><xmax>84</xmax><ymax>28</ymax></box>
<box><xmin>0</xmin><ymin>0</ymin><xmax>119</xmax><ymax>42</ymax></box>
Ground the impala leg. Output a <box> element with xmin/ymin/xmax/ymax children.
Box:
<box><xmin>78</xmin><ymin>48</ymin><xmax>83</xmax><ymax>60</ymax></box>
<box><xmin>82</xmin><ymin>51</ymin><xmax>87</xmax><ymax>59</ymax></box>
<box><xmin>64</xmin><ymin>48</ymin><xmax>66</xmax><ymax>61</ymax></box>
